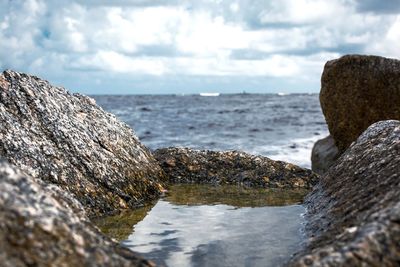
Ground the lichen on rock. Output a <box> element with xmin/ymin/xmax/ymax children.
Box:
<box><xmin>0</xmin><ymin>160</ymin><xmax>155</xmax><ymax>267</ymax></box>
<box><xmin>288</xmin><ymin>120</ymin><xmax>400</xmax><ymax>266</ymax></box>
<box><xmin>154</xmin><ymin>147</ymin><xmax>319</xmax><ymax>188</ymax></box>
<box><xmin>0</xmin><ymin>70</ymin><xmax>166</xmax><ymax>217</ymax></box>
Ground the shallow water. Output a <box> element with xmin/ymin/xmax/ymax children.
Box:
<box><xmin>95</xmin><ymin>185</ymin><xmax>308</xmax><ymax>267</ymax></box>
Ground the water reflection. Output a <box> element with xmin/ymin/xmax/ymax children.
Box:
<box><xmin>165</xmin><ymin>184</ymin><xmax>308</xmax><ymax>207</ymax></box>
<box><xmin>95</xmin><ymin>184</ymin><xmax>308</xmax><ymax>267</ymax></box>
<box><xmin>93</xmin><ymin>202</ymin><xmax>156</xmax><ymax>241</ymax></box>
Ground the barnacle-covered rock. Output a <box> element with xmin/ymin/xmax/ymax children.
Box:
<box><xmin>154</xmin><ymin>147</ymin><xmax>319</xmax><ymax>188</ymax></box>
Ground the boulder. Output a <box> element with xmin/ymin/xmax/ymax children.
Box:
<box><xmin>0</xmin><ymin>70</ymin><xmax>165</xmax><ymax>217</ymax></box>
<box><xmin>154</xmin><ymin>147</ymin><xmax>319</xmax><ymax>188</ymax></box>
<box><xmin>0</xmin><ymin>160</ymin><xmax>154</xmax><ymax>267</ymax></box>
<box><xmin>288</xmin><ymin>120</ymin><xmax>400</xmax><ymax>266</ymax></box>
<box><xmin>310</xmin><ymin>135</ymin><xmax>339</xmax><ymax>174</ymax></box>
<box><xmin>320</xmin><ymin>55</ymin><xmax>400</xmax><ymax>152</ymax></box>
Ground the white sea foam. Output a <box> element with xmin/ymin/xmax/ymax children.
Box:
<box><xmin>250</xmin><ymin>133</ymin><xmax>328</xmax><ymax>169</ymax></box>
<box><xmin>200</xmin><ymin>92</ymin><xmax>220</xmax><ymax>96</ymax></box>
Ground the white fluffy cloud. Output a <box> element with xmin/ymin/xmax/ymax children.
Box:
<box><xmin>0</xmin><ymin>0</ymin><xmax>399</xmax><ymax>93</ymax></box>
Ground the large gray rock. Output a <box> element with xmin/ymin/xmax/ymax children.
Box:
<box><xmin>0</xmin><ymin>70</ymin><xmax>165</xmax><ymax>217</ymax></box>
<box><xmin>320</xmin><ymin>55</ymin><xmax>400</xmax><ymax>152</ymax></box>
<box><xmin>0</xmin><ymin>160</ymin><xmax>155</xmax><ymax>267</ymax></box>
<box><xmin>288</xmin><ymin>120</ymin><xmax>400</xmax><ymax>266</ymax></box>
<box><xmin>154</xmin><ymin>147</ymin><xmax>319</xmax><ymax>188</ymax></box>
<box><xmin>311</xmin><ymin>135</ymin><xmax>339</xmax><ymax>174</ymax></box>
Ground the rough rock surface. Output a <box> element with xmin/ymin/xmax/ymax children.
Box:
<box><xmin>288</xmin><ymin>120</ymin><xmax>400</xmax><ymax>266</ymax></box>
<box><xmin>320</xmin><ymin>54</ymin><xmax>400</xmax><ymax>152</ymax></box>
<box><xmin>154</xmin><ymin>147</ymin><xmax>319</xmax><ymax>188</ymax></box>
<box><xmin>0</xmin><ymin>160</ymin><xmax>155</xmax><ymax>267</ymax></box>
<box><xmin>311</xmin><ymin>135</ymin><xmax>339</xmax><ymax>174</ymax></box>
<box><xmin>0</xmin><ymin>70</ymin><xmax>165</xmax><ymax>217</ymax></box>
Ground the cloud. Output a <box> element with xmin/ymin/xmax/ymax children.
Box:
<box><xmin>368</xmin><ymin>16</ymin><xmax>400</xmax><ymax>56</ymax></box>
<box><xmin>258</xmin><ymin>0</ymin><xmax>350</xmax><ymax>25</ymax></box>
<box><xmin>0</xmin><ymin>0</ymin><xmax>399</xmax><ymax>94</ymax></box>
<box><xmin>72</xmin><ymin>0</ymin><xmax>182</xmax><ymax>8</ymax></box>
<box><xmin>355</xmin><ymin>0</ymin><xmax>400</xmax><ymax>14</ymax></box>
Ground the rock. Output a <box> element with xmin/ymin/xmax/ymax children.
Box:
<box><xmin>288</xmin><ymin>120</ymin><xmax>400</xmax><ymax>266</ymax></box>
<box><xmin>0</xmin><ymin>70</ymin><xmax>165</xmax><ymax>217</ymax></box>
<box><xmin>320</xmin><ymin>55</ymin><xmax>400</xmax><ymax>152</ymax></box>
<box><xmin>0</xmin><ymin>160</ymin><xmax>155</xmax><ymax>267</ymax></box>
<box><xmin>154</xmin><ymin>147</ymin><xmax>319</xmax><ymax>188</ymax></box>
<box><xmin>311</xmin><ymin>135</ymin><xmax>339</xmax><ymax>174</ymax></box>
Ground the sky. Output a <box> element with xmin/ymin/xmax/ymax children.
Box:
<box><xmin>0</xmin><ymin>0</ymin><xmax>400</xmax><ymax>94</ymax></box>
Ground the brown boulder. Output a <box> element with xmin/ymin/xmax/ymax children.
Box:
<box><xmin>320</xmin><ymin>55</ymin><xmax>400</xmax><ymax>152</ymax></box>
<box><xmin>0</xmin><ymin>70</ymin><xmax>165</xmax><ymax>217</ymax></box>
<box><xmin>288</xmin><ymin>120</ymin><xmax>400</xmax><ymax>266</ymax></box>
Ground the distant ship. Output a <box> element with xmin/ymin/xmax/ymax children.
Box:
<box><xmin>199</xmin><ymin>92</ymin><xmax>220</xmax><ymax>96</ymax></box>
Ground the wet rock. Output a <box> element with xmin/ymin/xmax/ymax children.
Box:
<box><xmin>320</xmin><ymin>54</ymin><xmax>400</xmax><ymax>152</ymax></box>
<box><xmin>154</xmin><ymin>147</ymin><xmax>319</xmax><ymax>188</ymax></box>
<box><xmin>0</xmin><ymin>70</ymin><xmax>165</xmax><ymax>217</ymax></box>
<box><xmin>288</xmin><ymin>120</ymin><xmax>400</xmax><ymax>266</ymax></box>
<box><xmin>310</xmin><ymin>135</ymin><xmax>339</xmax><ymax>175</ymax></box>
<box><xmin>0</xmin><ymin>160</ymin><xmax>155</xmax><ymax>267</ymax></box>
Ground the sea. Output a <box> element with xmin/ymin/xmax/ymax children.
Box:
<box><xmin>93</xmin><ymin>93</ymin><xmax>328</xmax><ymax>169</ymax></box>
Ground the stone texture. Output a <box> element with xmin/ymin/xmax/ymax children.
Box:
<box><xmin>154</xmin><ymin>147</ymin><xmax>319</xmax><ymax>188</ymax></box>
<box><xmin>288</xmin><ymin>120</ymin><xmax>400</xmax><ymax>267</ymax></box>
<box><xmin>0</xmin><ymin>160</ymin><xmax>155</xmax><ymax>267</ymax></box>
<box><xmin>311</xmin><ymin>135</ymin><xmax>339</xmax><ymax>174</ymax></box>
<box><xmin>320</xmin><ymin>54</ymin><xmax>400</xmax><ymax>152</ymax></box>
<box><xmin>0</xmin><ymin>70</ymin><xmax>165</xmax><ymax>217</ymax></box>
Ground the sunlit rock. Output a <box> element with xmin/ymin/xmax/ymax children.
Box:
<box><xmin>0</xmin><ymin>70</ymin><xmax>165</xmax><ymax>217</ymax></box>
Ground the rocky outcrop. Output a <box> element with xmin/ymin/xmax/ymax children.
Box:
<box><xmin>310</xmin><ymin>135</ymin><xmax>339</xmax><ymax>174</ymax></box>
<box><xmin>154</xmin><ymin>147</ymin><xmax>319</xmax><ymax>188</ymax></box>
<box><xmin>320</xmin><ymin>55</ymin><xmax>400</xmax><ymax>152</ymax></box>
<box><xmin>288</xmin><ymin>120</ymin><xmax>400</xmax><ymax>266</ymax></box>
<box><xmin>0</xmin><ymin>70</ymin><xmax>165</xmax><ymax>217</ymax></box>
<box><xmin>0</xmin><ymin>160</ymin><xmax>155</xmax><ymax>267</ymax></box>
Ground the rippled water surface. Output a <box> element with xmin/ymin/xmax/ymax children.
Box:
<box><xmin>93</xmin><ymin>93</ymin><xmax>328</xmax><ymax>168</ymax></box>
<box><xmin>95</xmin><ymin>185</ymin><xmax>308</xmax><ymax>267</ymax></box>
